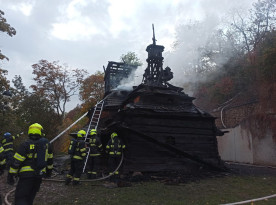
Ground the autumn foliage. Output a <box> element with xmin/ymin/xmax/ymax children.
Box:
<box><xmin>79</xmin><ymin>71</ymin><xmax>105</xmax><ymax>112</ymax></box>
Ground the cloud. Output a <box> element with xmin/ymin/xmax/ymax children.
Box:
<box><xmin>0</xmin><ymin>0</ymin><xmax>255</xmax><ymax>111</ymax></box>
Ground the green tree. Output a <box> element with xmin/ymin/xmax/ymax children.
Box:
<box><xmin>120</xmin><ymin>51</ymin><xmax>142</xmax><ymax>66</ymax></box>
<box><xmin>17</xmin><ymin>93</ymin><xmax>62</xmax><ymax>140</ymax></box>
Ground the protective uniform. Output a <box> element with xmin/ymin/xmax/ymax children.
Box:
<box><xmin>1</xmin><ymin>132</ymin><xmax>19</xmax><ymax>167</ymax></box>
<box><xmin>86</xmin><ymin>129</ymin><xmax>102</xmax><ymax>179</ymax></box>
<box><xmin>65</xmin><ymin>130</ymin><xmax>87</xmax><ymax>185</ymax></box>
<box><xmin>0</xmin><ymin>143</ymin><xmax>6</xmax><ymax>175</ymax></box>
<box><xmin>106</xmin><ymin>132</ymin><xmax>125</xmax><ymax>181</ymax></box>
<box><xmin>7</xmin><ymin>123</ymin><xmax>53</xmax><ymax>205</ymax></box>
<box><xmin>0</xmin><ymin>144</ymin><xmax>4</xmax><ymax>205</ymax></box>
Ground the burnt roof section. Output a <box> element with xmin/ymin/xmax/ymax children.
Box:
<box><xmin>103</xmin><ymin>61</ymin><xmax>137</xmax><ymax>95</ymax></box>
<box><xmin>103</xmin><ymin>89</ymin><xmax>131</xmax><ymax>110</ymax></box>
<box><xmin>120</xmin><ymin>84</ymin><xmax>213</xmax><ymax>117</ymax></box>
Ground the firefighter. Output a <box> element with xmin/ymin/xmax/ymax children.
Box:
<box><xmin>86</xmin><ymin>129</ymin><xmax>103</xmax><ymax>179</ymax></box>
<box><xmin>1</xmin><ymin>132</ymin><xmax>19</xmax><ymax>168</ymax></box>
<box><xmin>7</xmin><ymin>123</ymin><xmax>53</xmax><ymax>205</ymax></box>
<box><xmin>65</xmin><ymin>129</ymin><xmax>87</xmax><ymax>185</ymax></box>
<box><xmin>106</xmin><ymin>132</ymin><xmax>125</xmax><ymax>182</ymax></box>
<box><xmin>0</xmin><ymin>143</ymin><xmax>6</xmax><ymax>174</ymax></box>
<box><xmin>0</xmin><ymin>144</ymin><xmax>5</xmax><ymax>205</ymax></box>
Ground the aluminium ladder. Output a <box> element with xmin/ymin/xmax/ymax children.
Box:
<box><xmin>83</xmin><ymin>100</ymin><xmax>105</xmax><ymax>172</ymax></box>
<box><xmin>84</xmin><ymin>99</ymin><xmax>105</xmax><ymax>141</ymax></box>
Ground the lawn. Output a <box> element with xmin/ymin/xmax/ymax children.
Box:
<box><xmin>32</xmin><ymin>175</ymin><xmax>276</xmax><ymax>205</ymax></box>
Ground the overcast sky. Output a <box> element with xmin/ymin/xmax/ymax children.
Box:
<box><xmin>0</xmin><ymin>0</ymin><xmax>254</xmax><ymax>111</ymax></box>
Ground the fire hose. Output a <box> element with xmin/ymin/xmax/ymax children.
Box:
<box><xmin>4</xmin><ymin>153</ymin><xmax>124</xmax><ymax>204</ymax></box>
<box><xmin>44</xmin><ymin>153</ymin><xmax>124</xmax><ymax>183</ymax></box>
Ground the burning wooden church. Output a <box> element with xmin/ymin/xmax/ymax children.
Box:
<box><xmin>86</xmin><ymin>26</ymin><xmax>225</xmax><ymax>173</ymax></box>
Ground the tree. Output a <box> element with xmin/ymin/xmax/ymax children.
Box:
<box><xmin>0</xmin><ymin>10</ymin><xmax>16</xmax><ymax>61</ymax></box>
<box><xmin>120</xmin><ymin>51</ymin><xmax>143</xmax><ymax>66</ymax></box>
<box><xmin>79</xmin><ymin>71</ymin><xmax>104</xmax><ymax>111</ymax></box>
<box><xmin>31</xmin><ymin>60</ymin><xmax>88</xmax><ymax>118</ymax></box>
<box><xmin>0</xmin><ymin>9</ymin><xmax>15</xmax><ymax>97</ymax></box>
<box><xmin>230</xmin><ymin>0</ymin><xmax>276</xmax><ymax>59</ymax></box>
<box><xmin>16</xmin><ymin>93</ymin><xmax>62</xmax><ymax>140</ymax></box>
<box><xmin>11</xmin><ymin>75</ymin><xmax>29</xmax><ymax>109</ymax></box>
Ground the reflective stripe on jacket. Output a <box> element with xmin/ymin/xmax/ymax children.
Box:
<box><xmin>9</xmin><ymin>137</ymin><xmax>53</xmax><ymax>177</ymax></box>
<box><xmin>88</xmin><ymin>135</ymin><xmax>102</xmax><ymax>156</ymax></box>
<box><xmin>0</xmin><ymin>145</ymin><xmax>6</xmax><ymax>166</ymax></box>
<box><xmin>72</xmin><ymin>140</ymin><xmax>87</xmax><ymax>160</ymax></box>
<box><xmin>1</xmin><ymin>135</ymin><xmax>17</xmax><ymax>152</ymax></box>
<box><xmin>106</xmin><ymin>137</ymin><xmax>125</xmax><ymax>156</ymax></box>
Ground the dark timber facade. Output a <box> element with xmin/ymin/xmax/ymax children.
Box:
<box><xmin>88</xmin><ymin>26</ymin><xmax>225</xmax><ymax>173</ymax></box>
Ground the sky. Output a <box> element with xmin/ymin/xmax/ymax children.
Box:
<box><xmin>0</xmin><ymin>0</ymin><xmax>254</xmax><ymax>111</ymax></box>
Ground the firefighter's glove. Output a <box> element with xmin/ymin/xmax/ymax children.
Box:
<box><xmin>7</xmin><ymin>173</ymin><xmax>15</xmax><ymax>185</ymax></box>
<box><xmin>44</xmin><ymin>169</ymin><xmax>52</xmax><ymax>178</ymax></box>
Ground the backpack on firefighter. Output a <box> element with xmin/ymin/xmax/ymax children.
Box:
<box><xmin>31</xmin><ymin>137</ymin><xmax>49</xmax><ymax>174</ymax></box>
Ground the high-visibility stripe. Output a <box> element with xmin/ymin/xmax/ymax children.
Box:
<box><xmin>67</xmin><ymin>174</ymin><xmax>72</xmax><ymax>178</ymax></box>
<box><xmin>106</xmin><ymin>145</ymin><xmax>110</xmax><ymax>148</ymax></box>
<box><xmin>4</xmin><ymin>142</ymin><xmax>13</xmax><ymax>146</ymax></box>
<box><xmin>47</xmin><ymin>164</ymin><xmax>53</xmax><ymax>169</ymax></box>
<box><xmin>45</xmin><ymin>146</ymin><xmax>48</xmax><ymax>162</ymax></box>
<box><xmin>48</xmin><ymin>153</ymin><xmax>53</xmax><ymax>158</ymax></box>
<box><xmin>73</xmin><ymin>177</ymin><xmax>80</xmax><ymax>181</ymax></box>
<box><xmin>19</xmin><ymin>166</ymin><xmax>34</xmax><ymax>172</ymax></box>
<box><xmin>98</xmin><ymin>144</ymin><xmax>102</xmax><ymax>148</ymax></box>
<box><xmin>9</xmin><ymin>167</ymin><xmax>18</xmax><ymax>174</ymax></box>
<box><xmin>109</xmin><ymin>152</ymin><xmax>114</xmax><ymax>155</ymax></box>
<box><xmin>0</xmin><ymin>159</ymin><xmax>6</xmax><ymax>165</ymax></box>
<box><xmin>0</xmin><ymin>147</ymin><xmax>4</xmax><ymax>152</ymax></box>
<box><xmin>73</xmin><ymin>156</ymin><xmax>82</xmax><ymax>160</ymax></box>
<box><xmin>89</xmin><ymin>153</ymin><xmax>100</xmax><ymax>156</ymax></box>
<box><xmin>4</xmin><ymin>148</ymin><xmax>13</xmax><ymax>152</ymax></box>
<box><xmin>27</xmin><ymin>153</ymin><xmax>37</xmax><ymax>158</ymax></box>
<box><xmin>80</xmin><ymin>148</ymin><xmax>86</xmax><ymax>152</ymax></box>
<box><xmin>81</xmin><ymin>153</ymin><xmax>86</xmax><ymax>156</ymax></box>
<box><xmin>14</xmin><ymin>153</ymin><xmax>26</xmax><ymax>162</ymax></box>
<box><xmin>122</xmin><ymin>145</ymin><xmax>126</xmax><ymax>148</ymax></box>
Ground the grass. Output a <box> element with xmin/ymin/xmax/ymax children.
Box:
<box><xmin>34</xmin><ymin>175</ymin><xmax>276</xmax><ymax>205</ymax></box>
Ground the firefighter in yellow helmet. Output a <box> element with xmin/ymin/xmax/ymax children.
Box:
<box><xmin>106</xmin><ymin>132</ymin><xmax>125</xmax><ymax>182</ymax></box>
<box><xmin>7</xmin><ymin>123</ymin><xmax>53</xmax><ymax>205</ymax></box>
<box><xmin>86</xmin><ymin>129</ymin><xmax>103</xmax><ymax>179</ymax></box>
<box><xmin>65</xmin><ymin>129</ymin><xmax>87</xmax><ymax>185</ymax></box>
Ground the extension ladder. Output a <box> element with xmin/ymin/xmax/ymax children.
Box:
<box><xmin>84</xmin><ymin>100</ymin><xmax>105</xmax><ymax>141</ymax></box>
<box><xmin>83</xmin><ymin>100</ymin><xmax>105</xmax><ymax>172</ymax></box>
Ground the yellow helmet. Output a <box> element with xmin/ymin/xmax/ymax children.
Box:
<box><xmin>90</xmin><ymin>129</ymin><xmax>97</xmax><ymax>135</ymax></box>
<box><xmin>77</xmin><ymin>130</ymin><xmax>86</xmax><ymax>138</ymax></box>
<box><xmin>28</xmin><ymin>123</ymin><xmax>43</xmax><ymax>136</ymax></box>
<box><xmin>111</xmin><ymin>132</ymin><xmax>118</xmax><ymax>139</ymax></box>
